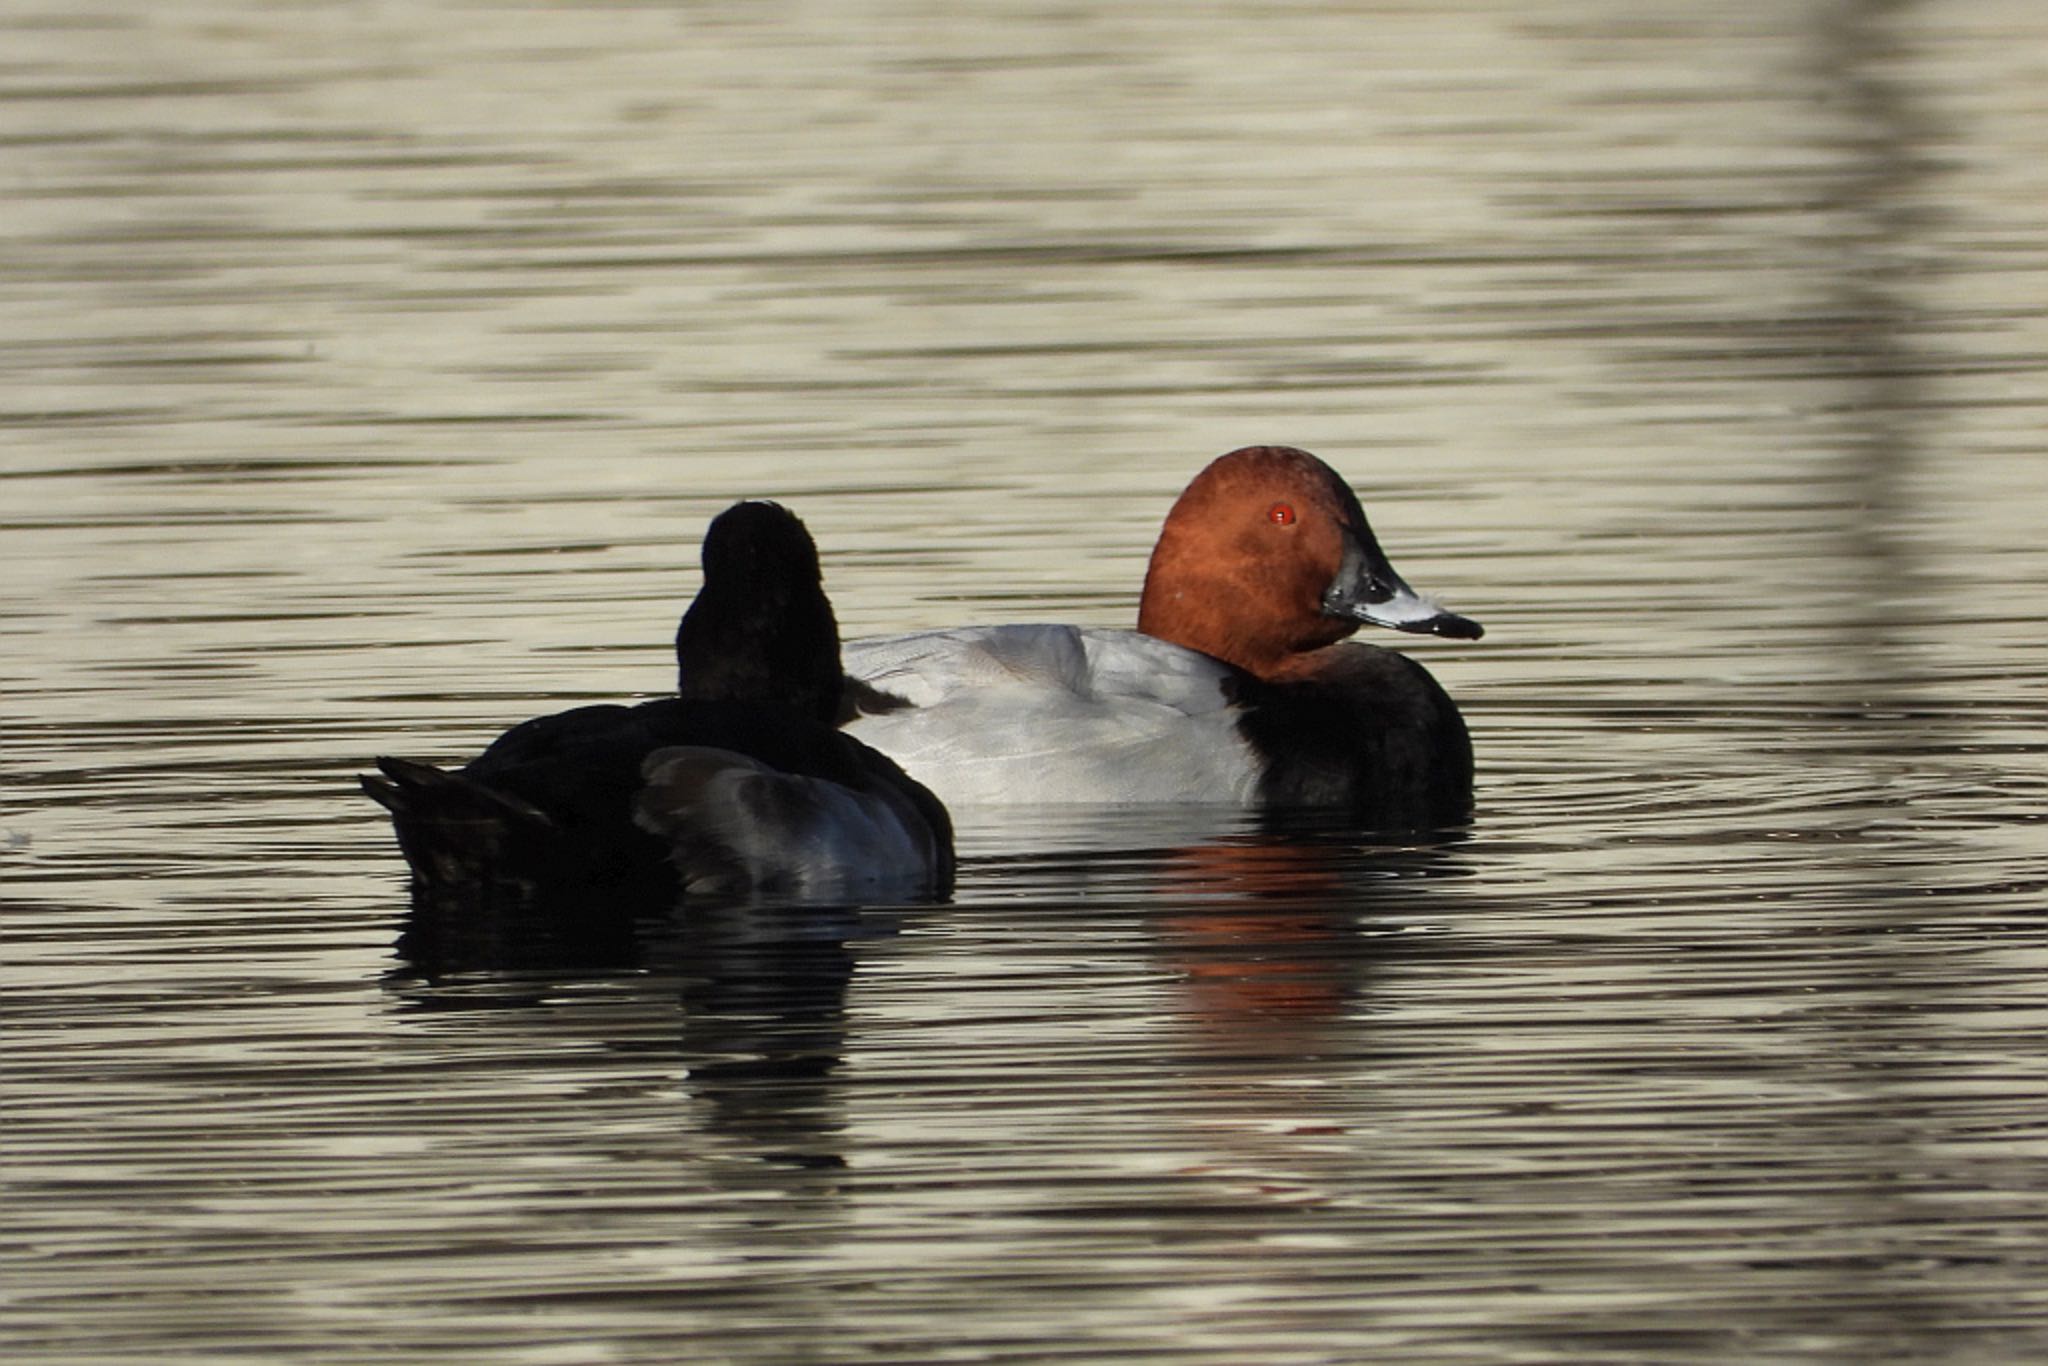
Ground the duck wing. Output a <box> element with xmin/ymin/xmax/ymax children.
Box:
<box><xmin>635</xmin><ymin>737</ymin><xmax>952</xmax><ymax>902</ymax></box>
<box><xmin>841</xmin><ymin>625</ymin><xmax>1260</xmax><ymax>806</ymax></box>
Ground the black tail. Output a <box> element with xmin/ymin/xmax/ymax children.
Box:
<box><xmin>363</xmin><ymin>756</ymin><xmax>560</xmax><ymax>891</ymax></box>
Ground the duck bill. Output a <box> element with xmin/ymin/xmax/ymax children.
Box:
<box><xmin>1322</xmin><ymin>534</ymin><xmax>1483</xmax><ymax>641</ymax></box>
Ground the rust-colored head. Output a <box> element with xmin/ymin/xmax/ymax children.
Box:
<box><xmin>1136</xmin><ymin>446</ymin><xmax>1479</xmax><ymax>678</ymax></box>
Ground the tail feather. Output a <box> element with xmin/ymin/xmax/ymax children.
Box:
<box><xmin>369</xmin><ymin>756</ymin><xmax>553</xmax><ymax>823</ymax></box>
<box><xmin>363</xmin><ymin>756</ymin><xmax>562</xmax><ymax>890</ymax></box>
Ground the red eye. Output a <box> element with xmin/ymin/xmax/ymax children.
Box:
<box><xmin>1268</xmin><ymin>502</ymin><xmax>1297</xmax><ymax>526</ymax></box>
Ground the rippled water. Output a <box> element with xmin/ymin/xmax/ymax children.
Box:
<box><xmin>6</xmin><ymin>1</ymin><xmax>2046</xmax><ymax>1361</ymax></box>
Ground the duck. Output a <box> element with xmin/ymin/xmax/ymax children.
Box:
<box><xmin>363</xmin><ymin>501</ymin><xmax>954</xmax><ymax>903</ymax></box>
<box><xmin>841</xmin><ymin>446</ymin><xmax>1482</xmax><ymax>826</ymax></box>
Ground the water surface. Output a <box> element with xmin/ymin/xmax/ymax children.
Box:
<box><xmin>6</xmin><ymin>1</ymin><xmax>2046</xmax><ymax>1362</ymax></box>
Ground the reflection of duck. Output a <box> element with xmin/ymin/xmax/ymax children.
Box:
<box><xmin>672</xmin><ymin>904</ymin><xmax>863</xmax><ymax>1170</ymax></box>
<box><xmin>845</xmin><ymin>446</ymin><xmax>1482</xmax><ymax>826</ymax></box>
<box><xmin>386</xmin><ymin>899</ymin><xmax>871</xmax><ymax>1177</ymax></box>
<box><xmin>364</xmin><ymin>502</ymin><xmax>953</xmax><ymax>905</ymax></box>
<box><xmin>1156</xmin><ymin>826</ymin><xmax>1470</xmax><ymax>1028</ymax></box>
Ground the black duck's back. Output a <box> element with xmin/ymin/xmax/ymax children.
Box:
<box><xmin>365</xmin><ymin>500</ymin><xmax>954</xmax><ymax>905</ymax></box>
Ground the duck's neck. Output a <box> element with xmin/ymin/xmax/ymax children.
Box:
<box><xmin>1138</xmin><ymin>544</ymin><xmax>1353</xmax><ymax>679</ymax></box>
<box><xmin>674</xmin><ymin>590</ymin><xmax>843</xmax><ymax>724</ymax></box>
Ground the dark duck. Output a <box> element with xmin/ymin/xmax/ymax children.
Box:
<box><xmin>363</xmin><ymin>501</ymin><xmax>954</xmax><ymax>904</ymax></box>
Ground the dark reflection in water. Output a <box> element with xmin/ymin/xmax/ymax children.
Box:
<box><xmin>386</xmin><ymin>819</ymin><xmax>1477</xmax><ymax>1179</ymax></box>
<box><xmin>391</xmin><ymin>888</ymin><xmax>873</xmax><ymax>1173</ymax></box>
<box><xmin>1813</xmin><ymin>0</ymin><xmax>1941</xmax><ymax>674</ymax></box>
<box><xmin>670</xmin><ymin>910</ymin><xmax>861</xmax><ymax>1172</ymax></box>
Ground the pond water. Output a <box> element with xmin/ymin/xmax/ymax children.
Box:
<box><xmin>6</xmin><ymin>0</ymin><xmax>2046</xmax><ymax>1361</ymax></box>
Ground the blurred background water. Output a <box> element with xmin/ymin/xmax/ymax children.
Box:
<box><xmin>5</xmin><ymin>1</ymin><xmax>2045</xmax><ymax>1361</ymax></box>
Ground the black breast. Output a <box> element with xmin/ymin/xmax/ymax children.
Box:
<box><xmin>1234</xmin><ymin>645</ymin><xmax>1474</xmax><ymax>828</ymax></box>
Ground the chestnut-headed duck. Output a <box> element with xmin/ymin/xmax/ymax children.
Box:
<box><xmin>364</xmin><ymin>501</ymin><xmax>954</xmax><ymax>903</ymax></box>
<box><xmin>841</xmin><ymin>446</ymin><xmax>1482</xmax><ymax>826</ymax></box>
